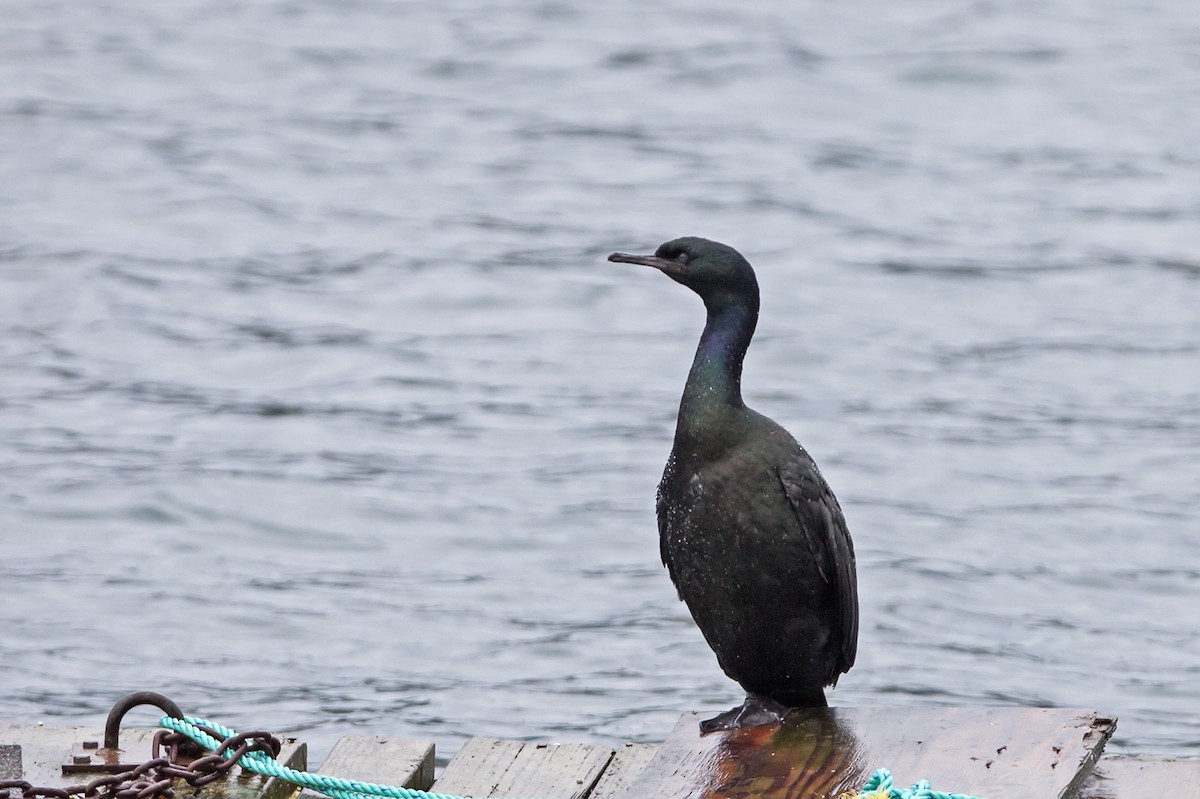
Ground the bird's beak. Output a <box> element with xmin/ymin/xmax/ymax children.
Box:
<box><xmin>608</xmin><ymin>252</ymin><xmax>686</xmax><ymax>274</ymax></box>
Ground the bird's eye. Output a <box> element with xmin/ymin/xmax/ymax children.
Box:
<box><xmin>676</xmin><ymin>252</ymin><xmax>690</xmax><ymax>264</ymax></box>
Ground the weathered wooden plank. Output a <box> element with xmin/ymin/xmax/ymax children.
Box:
<box><xmin>1074</xmin><ymin>756</ymin><xmax>1200</xmax><ymax>799</ymax></box>
<box><xmin>585</xmin><ymin>743</ymin><xmax>657</xmax><ymax>799</ymax></box>
<box><xmin>301</xmin><ymin>735</ymin><xmax>435</xmax><ymax>799</ymax></box>
<box><xmin>0</xmin><ymin>724</ymin><xmax>101</xmax><ymax>787</ymax></box>
<box><xmin>433</xmin><ymin>738</ymin><xmax>613</xmax><ymax>799</ymax></box>
<box><xmin>0</xmin><ymin>724</ymin><xmax>169</xmax><ymax>788</ymax></box>
<box><xmin>620</xmin><ymin>707</ymin><xmax>1116</xmax><ymax>799</ymax></box>
<box><xmin>1</xmin><ymin>743</ymin><xmax>22</xmax><ymax>781</ymax></box>
<box><xmin>0</xmin><ymin>724</ymin><xmax>305</xmax><ymax>799</ymax></box>
<box><xmin>226</xmin><ymin>735</ymin><xmax>307</xmax><ymax>799</ymax></box>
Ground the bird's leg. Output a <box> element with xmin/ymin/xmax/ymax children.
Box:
<box><xmin>698</xmin><ymin>694</ymin><xmax>790</xmax><ymax>734</ymax></box>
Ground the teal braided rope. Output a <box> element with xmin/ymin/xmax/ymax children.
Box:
<box><xmin>158</xmin><ymin>716</ymin><xmax>524</xmax><ymax>799</ymax></box>
<box><xmin>850</xmin><ymin>768</ymin><xmax>987</xmax><ymax>799</ymax></box>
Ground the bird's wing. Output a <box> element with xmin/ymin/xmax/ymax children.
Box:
<box><xmin>778</xmin><ymin>457</ymin><xmax>859</xmax><ymax>677</ymax></box>
<box><xmin>655</xmin><ymin>487</ymin><xmax>681</xmax><ymax>585</ymax></box>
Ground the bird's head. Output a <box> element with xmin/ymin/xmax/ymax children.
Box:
<box><xmin>609</xmin><ymin>237</ymin><xmax>759</xmax><ymax>307</ymax></box>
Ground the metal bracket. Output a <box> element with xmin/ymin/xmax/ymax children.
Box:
<box><xmin>62</xmin><ymin>692</ymin><xmax>186</xmax><ymax>774</ymax></box>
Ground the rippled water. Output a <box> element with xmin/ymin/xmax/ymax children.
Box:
<box><xmin>2</xmin><ymin>0</ymin><xmax>1198</xmax><ymax>766</ymax></box>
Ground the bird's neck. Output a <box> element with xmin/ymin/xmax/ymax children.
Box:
<box><xmin>675</xmin><ymin>296</ymin><xmax>758</xmax><ymax>447</ymax></box>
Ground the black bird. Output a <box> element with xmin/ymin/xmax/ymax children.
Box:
<box><xmin>609</xmin><ymin>237</ymin><xmax>858</xmax><ymax>733</ymax></box>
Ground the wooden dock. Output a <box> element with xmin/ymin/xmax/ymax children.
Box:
<box><xmin>4</xmin><ymin>708</ymin><xmax>1198</xmax><ymax>799</ymax></box>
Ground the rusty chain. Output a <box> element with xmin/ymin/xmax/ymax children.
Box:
<box><xmin>1</xmin><ymin>727</ymin><xmax>282</xmax><ymax>799</ymax></box>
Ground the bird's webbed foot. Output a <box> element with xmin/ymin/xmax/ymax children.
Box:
<box><xmin>698</xmin><ymin>695</ymin><xmax>789</xmax><ymax>734</ymax></box>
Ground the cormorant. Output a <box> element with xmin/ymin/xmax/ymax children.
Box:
<box><xmin>609</xmin><ymin>237</ymin><xmax>858</xmax><ymax>733</ymax></box>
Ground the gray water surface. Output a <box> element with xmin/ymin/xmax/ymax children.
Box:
<box><xmin>2</xmin><ymin>0</ymin><xmax>1199</xmax><ymax>765</ymax></box>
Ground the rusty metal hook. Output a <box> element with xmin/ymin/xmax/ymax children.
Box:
<box><xmin>103</xmin><ymin>692</ymin><xmax>186</xmax><ymax>751</ymax></box>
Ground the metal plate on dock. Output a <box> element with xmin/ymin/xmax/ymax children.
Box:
<box><xmin>0</xmin><ymin>724</ymin><xmax>305</xmax><ymax>799</ymax></box>
<box><xmin>62</xmin><ymin>737</ymin><xmax>154</xmax><ymax>774</ymax></box>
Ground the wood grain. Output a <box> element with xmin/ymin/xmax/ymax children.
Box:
<box><xmin>586</xmin><ymin>743</ymin><xmax>658</xmax><ymax>799</ymax></box>
<box><xmin>1075</xmin><ymin>756</ymin><xmax>1200</xmax><ymax>799</ymax></box>
<box><xmin>619</xmin><ymin>707</ymin><xmax>1116</xmax><ymax>799</ymax></box>
<box><xmin>301</xmin><ymin>735</ymin><xmax>436</xmax><ymax>799</ymax></box>
<box><xmin>433</xmin><ymin>739</ymin><xmax>613</xmax><ymax>799</ymax></box>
